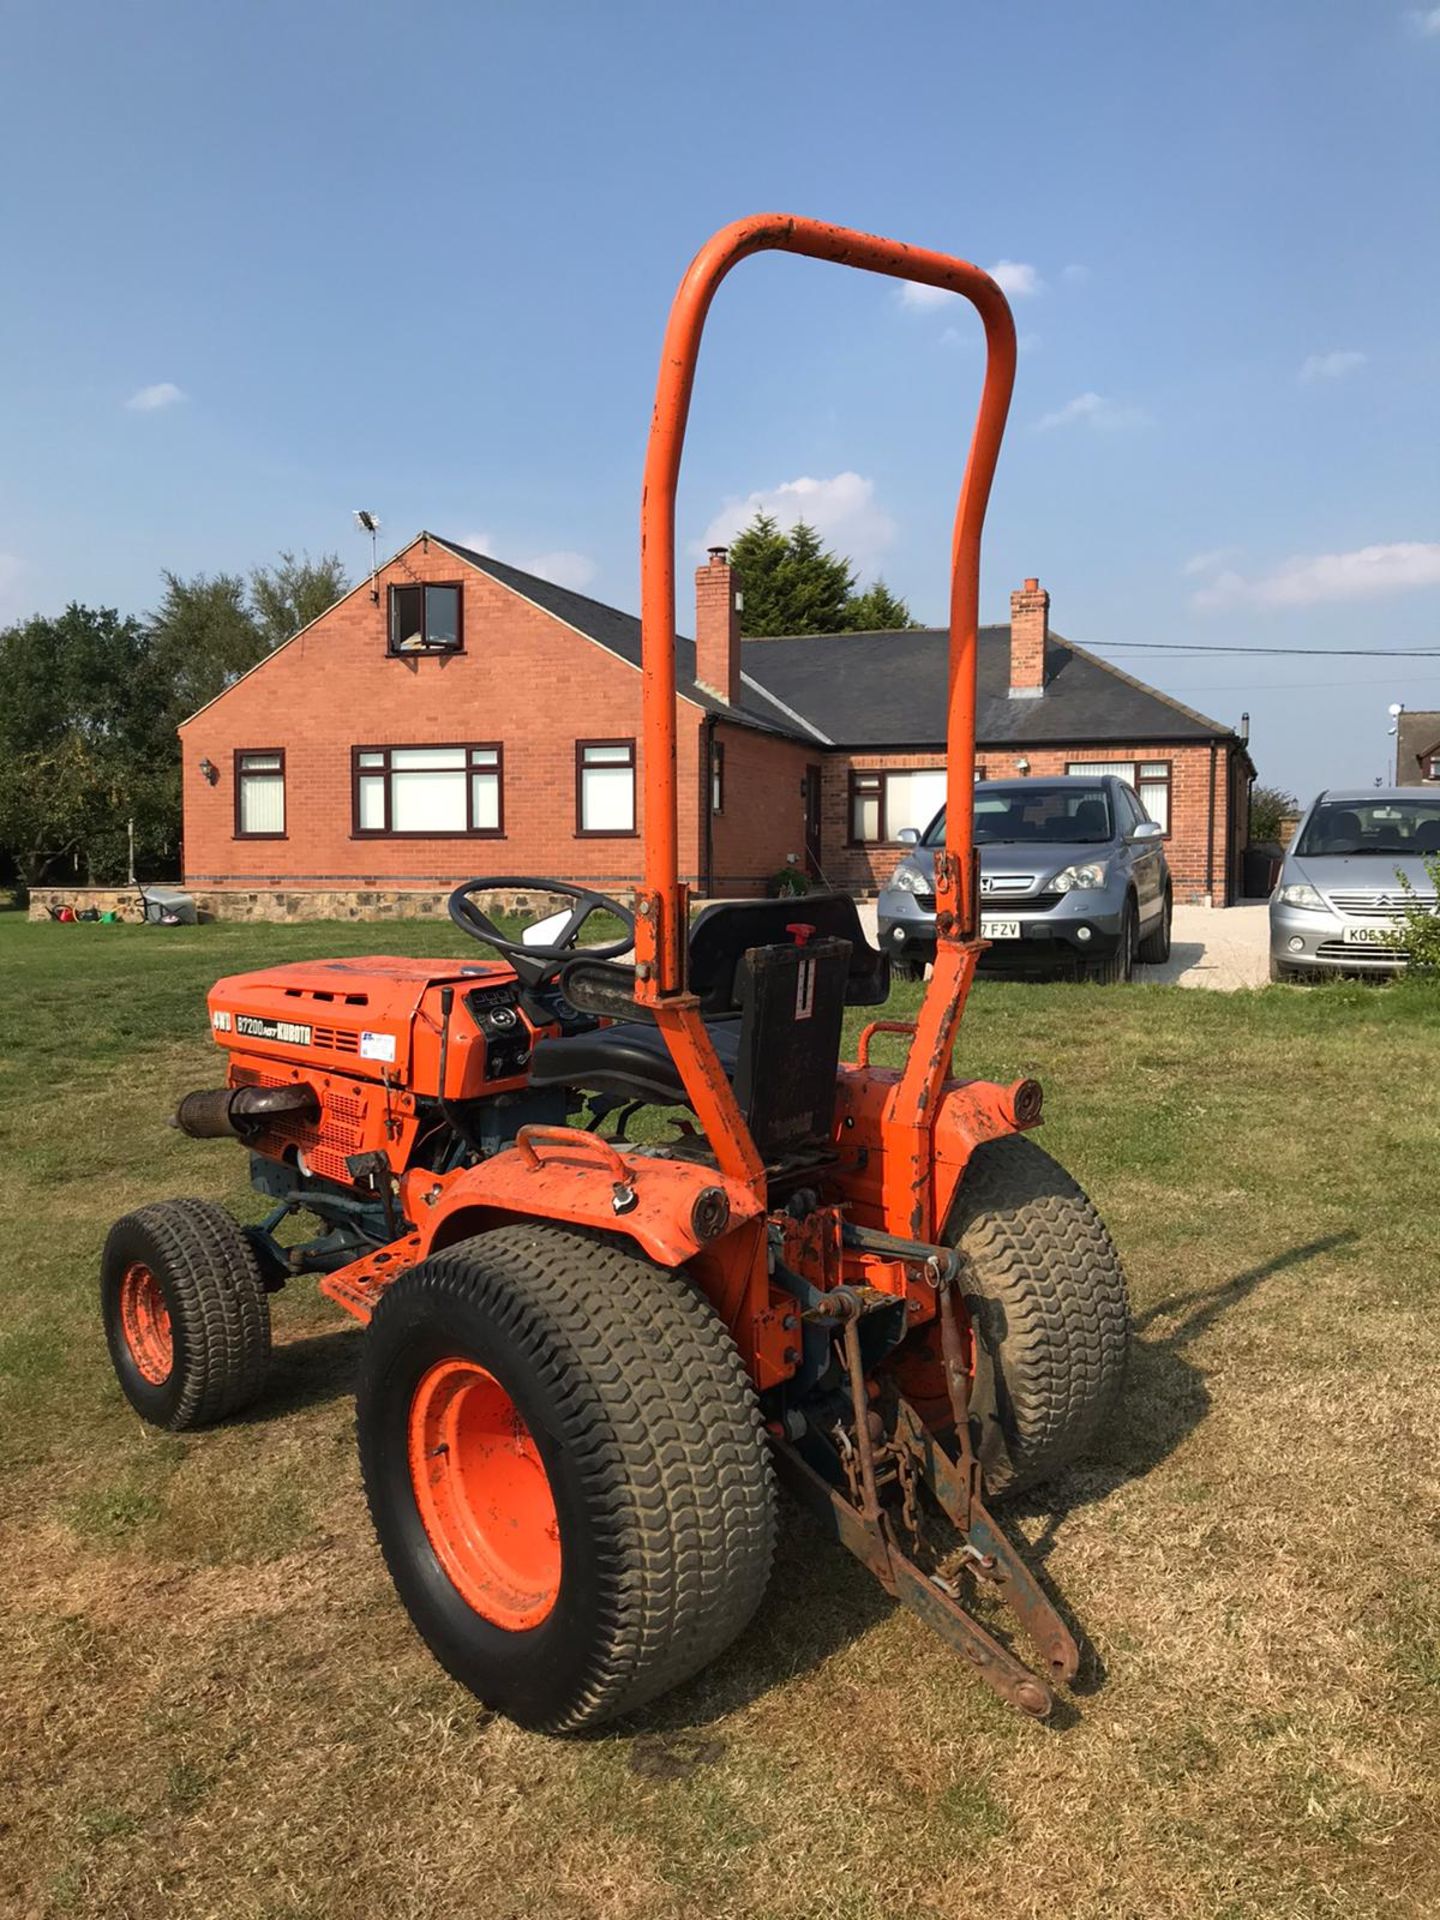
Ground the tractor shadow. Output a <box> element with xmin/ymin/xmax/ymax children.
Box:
<box><xmin>236</xmin><ymin>1322</ymin><xmax>364</xmax><ymax>1425</ymax></box>
<box><xmin>629</xmin><ymin>1230</ymin><xmax>1354</xmax><ymax>1735</ymax></box>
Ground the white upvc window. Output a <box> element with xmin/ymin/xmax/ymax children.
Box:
<box><xmin>1066</xmin><ymin>759</ymin><xmax>1172</xmax><ymax>836</ymax></box>
<box><xmin>354</xmin><ymin>744</ymin><xmax>503</xmax><ymax>836</ymax></box>
<box><xmin>235</xmin><ymin>750</ymin><xmax>286</xmax><ymax>837</ymax></box>
<box><xmin>577</xmin><ymin>740</ymin><xmax>636</xmax><ymax>834</ymax></box>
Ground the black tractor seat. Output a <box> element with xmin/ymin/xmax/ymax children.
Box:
<box><xmin>529</xmin><ymin>1018</ymin><xmax>740</xmax><ymax>1107</ymax></box>
<box><xmin>525</xmin><ymin>895</ymin><xmax>889</xmax><ymax>1163</ymax></box>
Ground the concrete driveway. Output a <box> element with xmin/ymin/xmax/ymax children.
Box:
<box><xmin>853</xmin><ymin>900</ymin><xmax>1270</xmax><ymax>990</ymax></box>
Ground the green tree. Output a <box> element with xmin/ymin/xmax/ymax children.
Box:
<box><xmin>250</xmin><ymin>549</ymin><xmax>349</xmax><ymax>649</ymax></box>
<box><xmin>843</xmin><ymin>577</ymin><xmax>917</xmax><ymax>632</ymax></box>
<box><xmin>145</xmin><ymin>571</ymin><xmax>263</xmax><ymax>730</ymax></box>
<box><xmin>1249</xmin><ymin>783</ymin><xmax>1299</xmax><ymax>845</ymax></box>
<box><xmin>0</xmin><ymin>605</ymin><xmax>164</xmax><ymax>888</ymax></box>
<box><xmin>727</xmin><ymin>511</ymin><xmax>916</xmax><ymax>635</ymax></box>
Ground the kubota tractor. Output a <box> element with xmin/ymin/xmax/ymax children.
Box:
<box><xmin>102</xmin><ymin>216</ymin><xmax>1129</xmax><ymax>1731</ymax></box>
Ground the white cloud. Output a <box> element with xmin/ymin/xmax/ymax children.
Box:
<box><xmin>125</xmin><ymin>381</ymin><xmax>186</xmax><ymax>412</ymax></box>
<box><xmin>899</xmin><ymin>280</ymin><xmax>955</xmax><ymax>311</ymax></box>
<box><xmin>1182</xmin><ymin>547</ymin><xmax>1240</xmax><ymax>578</ymax></box>
<box><xmin>702</xmin><ymin>472</ymin><xmax>897</xmax><ymax>575</ymax></box>
<box><xmin>987</xmin><ymin>259</ymin><xmax>1044</xmax><ymax>299</ymax></box>
<box><xmin>1299</xmin><ymin>349</ymin><xmax>1366</xmax><ymax>383</ymax></box>
<box><xmin>459</xmin><ymin>528</ymin><xmax>495</xmax><ymax>555</ymax></box>
<box><xmin>1193</xmin><ymin>541</ymin><xmax>1440</xmax><ymax>610</ymax></box>
<box><xmin>1035</xmin><ymin>391</ymin><xmax>1149</xmax><ymax>432</ymax></box>
<box><xmin>1061</xmin><ymin>263</ymin><xmax>1091</xmax><ymax>286</ymax></box>
<box><xmin>899</xmin><ymin>259</ymin><xmax>1042</xmax><ymax>310</ymax></box>
<box><xmin>1407</xmin><ymin>6</ymin><xmax>1440</xmax><ymax>34</ymax></box>
<box><xmin>520</xmin><ymin>550</ymin><xmax>597</xmax><ymax>592</ymax></box>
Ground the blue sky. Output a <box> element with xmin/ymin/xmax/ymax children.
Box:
<box><xmin>3</xmin><ymin>0</ymin><xmax>1438</xmax><ymax>795</ymax></box>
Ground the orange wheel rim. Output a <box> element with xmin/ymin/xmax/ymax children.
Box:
<box><xmin>119</xmin><ymin>1262</ymin><xmax>173</xmax><ymax>1384</ymax></box>
<box><xmin>407</xmin><ymin>1358</ymin><xmax>561</xmax><ymax>1630</ymax></box>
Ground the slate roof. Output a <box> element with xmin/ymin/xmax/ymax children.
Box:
<box><xmin>432</xmin><ymin>537</ymin><xmax>802</xmax><ymax>739</ymax></box>
<box><xmin>438</xmin><ymin>536</ymin><xmax>1238</xmax><ymax>750</ymax></box>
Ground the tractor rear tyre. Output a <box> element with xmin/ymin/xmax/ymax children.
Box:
<box><xmin>356</xmin><ymin>1223</ymin><xmax>777</xmax><ymax>1733</ymax></box>
<box><xmin>945</xmin><ymin>1135</ymin><xmax>1130</xmax><ymax>1497</ymax></box>
<box><xmin>101</xmin><ymin>1200</ymin><xmax>272</xmax><ymax>1430</ymax></box>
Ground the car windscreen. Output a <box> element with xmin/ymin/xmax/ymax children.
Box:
<box><xmin>1296</xmin><ymin>797</ymin><xmax>1440</xmax><ymax>858</ymax></box>
<box><xmin>922</xmin><ymin>786</ymin><xmax>1113</xmax><ymax>848</ymax></box>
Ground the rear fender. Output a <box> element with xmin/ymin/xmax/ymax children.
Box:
<box><xmin>404</xmin><ymin>1139</ymin><xmax>763</xmax><ymax>1271</ymax></box>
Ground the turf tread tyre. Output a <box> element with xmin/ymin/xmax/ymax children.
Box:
<box><xmin>945</xmin><ymin>1135</ymin><xmax>1130</xmax><ymax>1496</ymax></box>
<box><xmin>101</xmin><ymin>1199</ymin><xmax>271</xmax><ymax>1430</ymax></box>
<box><xmin>1137</xmin><ymin>885</ymin><xmax>1172</xmax><ymax>965</ymax></box>
<box><xmin>356</xmin><ymin>1223</ymin><xmax>776</xmax><ymax>1733</ymax></box>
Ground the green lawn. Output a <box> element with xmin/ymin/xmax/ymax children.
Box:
<box><xmin>1</xmin><ymin>911</ymin><xmax>1438</xmax><ymax>1919</ymax></box>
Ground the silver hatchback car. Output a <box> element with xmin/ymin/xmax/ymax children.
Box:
<box><xmin>1270</xmin><ymin>787</ymin><xmax>1440</xmax><ymax>980</ymax></box>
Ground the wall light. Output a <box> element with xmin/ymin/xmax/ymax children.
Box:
<box><xmin>199</xmin><ymin>757</ymin><xmax>218</xmax><ymax>785</ymax></box>
<box><xmin>1014</xmin><ymin>756</ymin><xmax>1031</xmax><ymax>775</ymax></box>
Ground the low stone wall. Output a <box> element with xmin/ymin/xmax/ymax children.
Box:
<box><xmin>27</xmin><ymin>885</ymin><xmax>635</xmax><ymax>924</ymax></box>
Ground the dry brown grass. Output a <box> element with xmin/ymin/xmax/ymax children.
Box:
<box><xmin>1</xmin><ymin>916</ymin><xmax>1438</xmax><ymax>1919</ymax></box>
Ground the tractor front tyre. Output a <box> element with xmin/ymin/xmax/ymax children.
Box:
<box><xmin>355</xmin><ymin>1223</ymin><xmax>777</xmax><ymax>1734</ymax></box>
<box><xmin>101</xmin><ymin>1200</ymin><xmax>272</xmax><ymax>1430</ymax></box>
<box><xmin>945</xmin><ymin>1135</ymin><xmax>1130</xmax><ymax>1497</ymax></box>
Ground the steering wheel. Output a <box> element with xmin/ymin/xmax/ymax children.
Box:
<box><xmin>447</xmin><ymin>876</ymin><xmax>636</xmax><ymax>989</ymax></box>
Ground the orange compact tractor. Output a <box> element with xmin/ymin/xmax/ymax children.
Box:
<box><xmin>102</xmin><ymin>217</ymin><xmax>1129</xmax><ymax>1730</ymax></box>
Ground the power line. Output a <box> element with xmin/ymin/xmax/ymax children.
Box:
<box><xmin>1092</xmin><ymin>641</ymin><xmax>1440</xmax><ymax>658</ymax></box>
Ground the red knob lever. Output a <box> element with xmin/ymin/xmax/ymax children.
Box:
<box><xmin>787</xmin><ymin>922</ymin><xmax>815</xmax><ymax>947</ymax></box>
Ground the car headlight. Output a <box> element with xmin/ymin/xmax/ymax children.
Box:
<box><xmin>887</xmin><ymin>866</ymin><xmax>929</xmax><ymax>895</ymax></box>
<box><xmin>1052</xmin><ymin>860</ymin><xmax>1109</xmax><ymax>893</ymax></box>
<box><xmin>1276</xmin><ymin>881</ymin><xmax>1325</xmax><ymax>909</ymax></box>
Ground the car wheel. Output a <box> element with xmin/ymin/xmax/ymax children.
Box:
<box><xmin>1087</xmin><ymin>896</ymin><xmax>1137</xmax><ymax>985</ymax></box>
<box><xmin>1136</xmin><ymin>885</ymin><xmax>1172</xmax><ymax>965</ymax></box>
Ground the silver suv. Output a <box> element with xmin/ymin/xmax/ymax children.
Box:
<box><xmin>1269</xmin><ymin>787</ymin><xmax>1440</xmax><ymax>980</ymax></box>
<box><xmin>877</xmin><ymin>775</ymin><xmax>1172</xmax><ymax>983</ymax></box>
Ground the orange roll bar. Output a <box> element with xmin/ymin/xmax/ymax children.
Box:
<box><xmin>638</xmin><ymin>213</ymin><xmax>1017</xmax><ymax>994</ymax></box>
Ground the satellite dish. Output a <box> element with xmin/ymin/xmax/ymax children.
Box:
<box><xmin>1388</xmin><ymin>702</ymin><xmax>1403</xmax><ymax>717</ymax></box>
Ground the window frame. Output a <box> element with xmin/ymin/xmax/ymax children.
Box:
<box><xmin>1065</xmin><ymin>759</ymin><xmax>1173</xmax><ymax>839</ymax></box>
<box><xmin>711</xmin><ymin>738</ymin><xmax>725</xmax><ymax>815</ymax></box>
<box><xmin>575</xmin><ymin>737</ymin><xmax>638</xmax><ymax>838</ymax></box>
<box><xmin>233</xmin><ymin>748</ymin><xmax>287</xmax><ymax>841</ymax></box>
<box><xmin>350</xmin><ymin>742</ymin><xmax>505</xmax><ymax>839</ymax></box>
<box><xmin>846</xmin><ymin>766</ymin><xmax>947</xmax><ymax>847</ymax></box>
<box><xmin>387</xmin><ymin>581</ymin><xmax>465</xmax><ymax>657</ymax></box>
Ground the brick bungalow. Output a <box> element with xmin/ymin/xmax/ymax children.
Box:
<box><xmin>1396</xmin><ymin>711</ymin><xmax>1440</xmax><ymax>787</ymax></box>
<box><xmin>176</xmin><ymin>532</ymin><xmax>1254</xmax><ymax>914</ymax></box>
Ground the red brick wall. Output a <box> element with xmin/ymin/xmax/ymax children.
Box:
<box><xmin>180</xmin><ymin>538</ymin><xmax>705</xmax><ymax>893</ymax></box>
<box><xmin>707</xmin><ymin>723</ymin><xmax>816</xmax><ymax>895</ymax></box>
<box><xmin>820</xmin><ymin>742</ymin><xmax>1240</xmax><ymax>904</ymax></box>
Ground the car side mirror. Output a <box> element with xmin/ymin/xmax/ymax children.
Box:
<box><xmin>1129</xmin><ymin>821</ymin><xmax>1164</xmax><ymax>842</ymax></box>
<box><xmin>896</xmin><ymin>828</ymin><xmax>921</xmax><ymax>846</ymax></box>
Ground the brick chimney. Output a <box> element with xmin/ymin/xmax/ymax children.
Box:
<box><xmin>1009</xmin><ymin>577</ymin><xmax>1049</xmax><ymax>698</ymax></box>
<box><xmin>695</xmin><ymin>546</ymin><xmax>741</xmax><ymax>705</ymax></box>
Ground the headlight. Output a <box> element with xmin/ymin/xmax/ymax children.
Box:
<box><xmin>1052</xmin><ymin>860</ymin><xmax>1109</xmax><ymax>893</ymax></box>
<box><xmin>888</xmin><ymin>866</ymin><xmax>929</xmax><ymax>895</ymax></box>
<box><xmin>1276</xmin><ymin>881</ymin><xmax>1325</xmax><ymax>909</ymax></box>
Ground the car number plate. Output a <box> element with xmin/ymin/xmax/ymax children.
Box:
<box><xmin>1342</xmin><ymin>922</ymin><xmax>1399</xmax><ymax>946</ymax></box>
<box><xmin>980</xmin><ymin>917</ymin><xmax>1021</xmax><ymax>940</ymax></box>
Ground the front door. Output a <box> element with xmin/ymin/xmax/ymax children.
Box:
<box><xmin>803</xmin><ymin>766</ymin><xmax>823</xmax><ymax>882</ymax></box>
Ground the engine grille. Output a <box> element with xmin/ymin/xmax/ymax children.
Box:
<box><xmin>1326</xmin><ymin>889</ymin><xmax>1435</xmax><ymax>918</ymax></box>
<box><xmin>915</xmin><ymin>886</ymin><xmax>1063</xmax><ymax>914</ymax></box>
<box><xmin>231</xmin><ymin>1065</ymin><xmax>370</xmax><ymax>1183</ymax></box>
<box><xmin>1315</xmin><ymin>940</ymin><xmax>1407</xmax><ymax>963</ymax></box>
<box><xmin>311</xmin><ymin>1024</ymin><xmax>360</xmax><ymax>1054</ymax></box>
